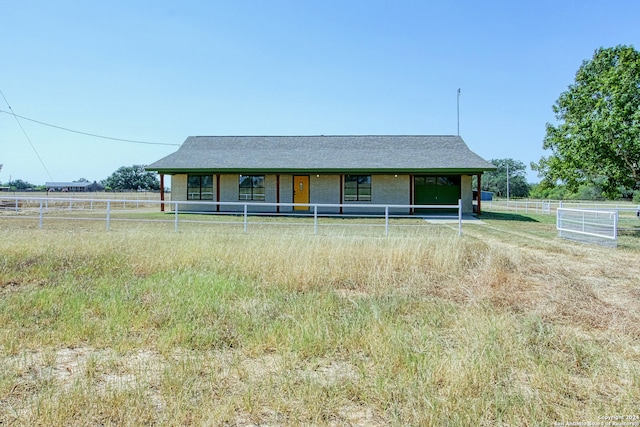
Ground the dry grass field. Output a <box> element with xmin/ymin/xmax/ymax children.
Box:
<box><xmin>1</xmin><ymin>211</ymin><xmax>639</xmax><ymax>426</ymax></box>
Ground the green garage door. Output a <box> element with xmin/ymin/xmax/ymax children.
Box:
<box><xmin>414</xmin><ymin>176</ymin><xmax>461</xmax><ymax>213</ymax></box>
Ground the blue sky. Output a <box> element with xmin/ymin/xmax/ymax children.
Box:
<box><xmin>1</xmin><ymin>0</ymin><xmax>639</xmax><ymax>185</ymax></box>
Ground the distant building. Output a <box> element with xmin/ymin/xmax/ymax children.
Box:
<box><xmin>46</xmin><ymin>182</ymin><xmax>92</xmax><ymax>192</ymax></box>
<box><xmin>473</xmin><ymin>190</ymin><xmax>494</xmax><ymax>201</ymax></box>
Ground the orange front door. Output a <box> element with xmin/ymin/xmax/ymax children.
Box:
<box><xmin>293</xmin><ymin>176</ymin><xmax>310</xmax><ymax>210</ymax></box>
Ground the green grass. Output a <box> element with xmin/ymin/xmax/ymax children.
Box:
<box><xmin>1</xmin><ymin>215</ymin><xmax>639</xmax><ymax>425</ymax></box>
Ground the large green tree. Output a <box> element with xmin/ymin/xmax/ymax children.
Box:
<box><xmin>102</xmin><ymin>165</ymin><xmax>160</xmax><ymax>191</ymax></box>
<box><xmin>482</xmin><ymin>158</ymin><xmax>530</xmax><ymax>198</ymax></box>
<box><xmin>533</xmin><ymin>45</ymin><xmax>640</xmax><ymax>198</ymax></box>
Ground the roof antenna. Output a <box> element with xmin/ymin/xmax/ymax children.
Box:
<box><xmin>457</xmin><ymin>88</ymin><xmax>461</xmax><ymax>136</ymax></box>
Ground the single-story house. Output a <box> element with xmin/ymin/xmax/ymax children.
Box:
<box><xmin>46</xmin><ymin>182</ymin><xmax>91</xmax><ymax>192</ymax></box>
<box><xmin>145</xmin><ymin>135</ymin><xmax>496</xmax><ymax>214</ymax></box>
<box><xmin>46</xmin><ymin>181</ymin><xmax>104</xmax><ymax>192</ymax></box>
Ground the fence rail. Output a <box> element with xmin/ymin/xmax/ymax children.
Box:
<box><xmin>0</xmin><ymin>196</ymin><xmax>464</xmax><ymax>236</ymax></box>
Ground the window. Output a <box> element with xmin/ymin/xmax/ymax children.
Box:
<box><xmin>415</xmin><ymin>176</ymin><xmax>436</xmax><ymax>186</ymax></box>
<box><xmin>437</xmin><ymin>176</ymin><xmax>460</xmax><ymax>186</ymax></box>
<box><xmin>414</xmin><ymin>176</ymin><xmax>460</xmax><ymax>186</ymax></box>
<box><xmin>239</xmin><ymin>175</ymin><xmax>265</xmax><ymax>201</ymax></box>
<box><xmin>344</xmin><ymin>175</ymin><xmax>371</xmax><ymax>201</ymax></box>
<box><xmin>187</xmin><ymin>175</ymin><xmax>214</xmax><ymax>200</ymax></box>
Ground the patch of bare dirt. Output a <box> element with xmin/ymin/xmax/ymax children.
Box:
<box><xmin>2</xmin><ymin>346</ymin><xmax>167</xmax><ymax>420</ymax></box>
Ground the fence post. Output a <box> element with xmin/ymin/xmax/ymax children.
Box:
<box><xmin>106</xmin><ymin>200</ymin><xmax>111</xmax><ymax>231</ymax></box>
<box><xmin>314</xmin><ymin>205</ymin><xmax>318</xmax><ymax>235</ymax></box>
<box><xmin>458</xmin><ymin>199</ymin><xmax>463</xmax><ymax>236</ymax></box>
<box><xmin>244</xmin><ymin>204</ymin><xmax>248</xmax><ymax>233</ymax></box>
<box><xmin>385</xmin><ymin>206</ymin><xmax>389</xmax><ymax>236</ymax></box>
<box><xmin>174</xmin><ymin>203</ymin><xmax>179</xmax><ymax>232</ymax></box>
<box><xmin>39</xmin><ymin>199</ymin><xmax>43</xmax><ymax>229</ymax></box>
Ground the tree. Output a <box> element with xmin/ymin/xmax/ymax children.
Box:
<box><xmin>533</xmin><ymin>45</ymin><xmax>640</xmax><ymax>198</ymax></box>
<box><xmin>481</xmin><ymin>158</ymin><xmax>530</xmax><ymax>198</ymax></box>
<box><xmin>87</xmin><ymin>181</ymin><xmax>105</xmax><ymax>192</ymax></box>
<box><xmin>102</xmin><ymin>165</ymin><xmax>160</xmax><ymax>191</ymax></box>
<box><xmin>9</xmin><ymin>179</ymin><xmax>35</xmax><ymax>191</ymax></box>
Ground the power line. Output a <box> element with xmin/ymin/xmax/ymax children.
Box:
<box><xmin>0</xmin><ymin>109</ymin><xmax>180</xmax><ymax>146</ymax></box>
<box><xmin>0</xmin><ymin>90</ymin><xmax>54</xmax><ymax>181</ymax></box>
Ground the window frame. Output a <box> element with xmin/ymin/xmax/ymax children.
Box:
<box><xmin>238</xmin><ymin>175</ymin><xmax>265</xmax><ymax>201</ymax></box>
<box><xmin>187</xmin><ymin>174</ymin><xmax>214</xmax><ymax>200</ymax></box>
<box><xmin>344</xmin><ymin>175</ymin><xmax>372</xmax><ymax>202</ymax></box>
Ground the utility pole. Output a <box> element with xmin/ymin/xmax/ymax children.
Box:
<box><xmin>457</xmin><ymin>88</ymin><xmax>461</xmax><ymax>135</ymax></box>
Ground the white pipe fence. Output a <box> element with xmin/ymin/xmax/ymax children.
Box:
<box><xmin>0</xmin><ymin>196</ymin><xmax>465</xmax><ymax>236</ymax></box>
<box><xmin>557</xmin><ymin>207</ymin><xmax>619</xmax><ymax>247</ymax></box>
<box><xmin>484</xmin><ymin>199</ymin><xmax>639</xmax><ymax>218</ymax></box>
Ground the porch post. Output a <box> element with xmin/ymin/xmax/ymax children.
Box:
<box><xmin>160</xmin><ymin>174</ymin><xmax>165</xmax><ymax>212</ymax></box>
<box><xmin>339</xmin><ymin>174</ymin><xmax>344</xmax><ymax>215</ymax></box>
<box><xmin>276</xmin><ymin>174</ymin><xmax>280</xmax><ymax>213</ymax></box>
<box><xmin>409</xmin><ymin>174</ymin><xmax>414</xmax><ymax>215</ymax></box>
<box><xmin>477</xmin><ymin>173</ymin><xmax>482</xmax><ymax>215</ymax></box>
<box><xmin>216</xmin><ymin>174</ymin><xmax>220</xmax><ymax>212</ymax></box>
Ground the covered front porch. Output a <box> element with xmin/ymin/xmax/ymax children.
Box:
<box><xmin>156</xmin><ymin>172</ymin><xmax>487</xmax><ymax>215</ymax></box>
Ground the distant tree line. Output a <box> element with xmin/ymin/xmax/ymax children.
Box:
<box><xmin>0</xmin><ymin>165</ymin><xmax>160</xmax><ymax>192</ymax></box>
<box><xmin>529</xmin><ymin>181</ymin><xmax>640</xmax><ymax>202</ymax></box>
<box><xmin>475</xmin><ymin>157</ymin><xmax>640</xmax><ymax>202</ymax></box>
<box><xmin>3</xmin><ymin>179</ymin><xmax>37</xmax><ymax>191</ymax></box>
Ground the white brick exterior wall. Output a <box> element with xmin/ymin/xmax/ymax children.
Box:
<box><xmin>309</xmin><ymin>175</ymin><xmax>340</xmax><ymax>214</ymax></box>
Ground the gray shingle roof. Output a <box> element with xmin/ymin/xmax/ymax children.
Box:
<box><xmin>146</xmin><ymin>135</ymin><xmax>496</xmax><ymax>173</ymax></box>
<box><xmin>45</xmin><ymin>182</ymin><xmax>91</xmax><ymax>188</ymax></box>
